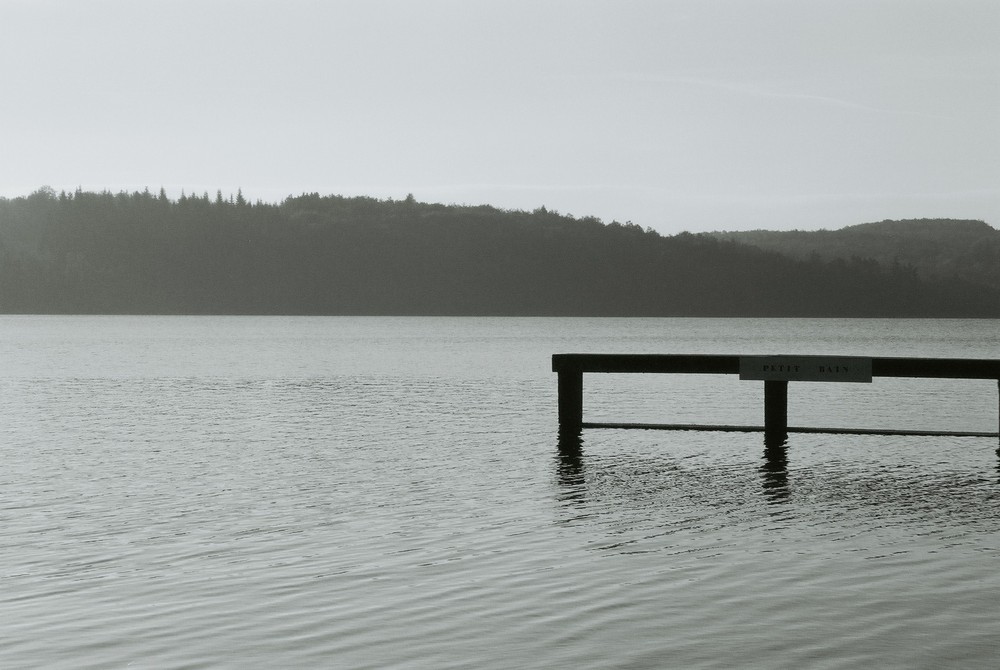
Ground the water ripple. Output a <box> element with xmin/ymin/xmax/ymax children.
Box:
<box><xmin>3</xmin><ymin>317</ymin><xmax>1000</xmax><ymax>668</ymax></box>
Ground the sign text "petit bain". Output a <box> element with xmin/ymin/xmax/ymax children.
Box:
<box><xmin>739</xmin><ymin>356</ymin><xmax>873</xmax><ymax>383</ymax></box>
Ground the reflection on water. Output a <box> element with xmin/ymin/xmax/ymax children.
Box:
<box><xmin>553</xmin><ymin>428</ymin><xmax>1000</xmax><ymax>543</ymax></box>
<box><xmin>559</xmin><ymin>428</ymin><xmax>1000</xmax><ymax>510</ymax></box>
<box><xmin>760</xmin><ymin>435</ymin><xmax>789</xmax><ymax>503</ymax></box>
<box><xmin>558</xmin><ymin>429</ymin><xmax>793</xmax><ymax>504</ymax></box>
<box><xmin>555</xmin><ymin>429</ymin><xmax>586</xmax><ymax>507</ymax></box>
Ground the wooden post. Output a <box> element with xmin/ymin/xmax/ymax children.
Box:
<box><xmin>764</xmin><ymin>380</ymin><xmax>788</xmax><ymax>440</ymax></box>
<box><xmin>558</xmin><ymin>369</ymin><xmax>583</xmax><ymax>432</ymax></box>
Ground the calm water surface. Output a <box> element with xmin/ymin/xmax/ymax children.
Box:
<box><xmin>2</xmin><ymin>317</ymin><xmax>999</xmax><ymax>669</ymax></box>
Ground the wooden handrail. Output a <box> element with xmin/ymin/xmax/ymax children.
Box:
<box><xmin>553</xmin><ymin>354</ymin><xmax>1000</xmax><ymax>440</ymax></box>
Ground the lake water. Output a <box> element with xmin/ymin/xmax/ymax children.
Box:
<box><xmin>2</xmin><ymin>316</ymin><xmax>999</xmax><ymax>669</ymax></box>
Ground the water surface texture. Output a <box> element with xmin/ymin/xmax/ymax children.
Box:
<box><xmin>2</xmin><ymin>317</ymin><xmax>999</xmax><ymax>668</ymax></box>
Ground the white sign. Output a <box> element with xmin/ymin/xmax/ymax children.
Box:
<box><xmin>739</xmin><ymin>356</ymin><xmax>872</xmax><ymax>383</ymax></box>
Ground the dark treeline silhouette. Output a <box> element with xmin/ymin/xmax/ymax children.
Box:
<box><xmin>1</xmin><ymin>187</ymin><xmax>997</xmax><ymax>316</ymax></box>
<box><xmin>707</xmin><ymin>219</ymin><xmax>1000</xmax><ymax>291</ymax></box>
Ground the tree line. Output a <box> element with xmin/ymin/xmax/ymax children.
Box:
<box><xmin>707</xmin><ymin>219</ymin><xmax>1000</xmax><ymax>291</ymax></box>
<box><xmin>0</xmin><ymin>187</ymin><xmax>997</xmax><ymax>317</ymax></box>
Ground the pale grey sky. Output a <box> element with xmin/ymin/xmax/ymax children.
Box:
<box><xmin>1</xmin><ymin>0</ymin><xmax>997</xmax><ymax>234</ymax></box>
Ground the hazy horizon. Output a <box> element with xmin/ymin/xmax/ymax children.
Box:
<box><xmin>2</xmin><ymin>0</ymin><xmax>997</xmax><ymax>235</ymax></box>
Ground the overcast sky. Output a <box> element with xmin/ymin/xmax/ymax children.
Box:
<box><xmin>1</xmin><ymin>0</ymin><xmax>997</xmax><ymax>234</ymax></box>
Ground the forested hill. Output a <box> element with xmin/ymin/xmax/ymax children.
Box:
<box><xmin>706</xmin><ymin>219</ymin><xmax>1000</xmax><ymax>291</ymax></box>
<box><xmin>0</xmin><ymin>188</ymin><xmax>997</xmax><ymax>317</ymax></box>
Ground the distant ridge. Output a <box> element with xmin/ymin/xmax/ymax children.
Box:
<box><xmin>705</xmin><ymin>219</ymin><xmax>1000</xmax><ymax>291</ymax></box>
<box><xmin>0</xmin><ymin>189</ymin><xmax>997</xmax><ymax>317</ymax></box>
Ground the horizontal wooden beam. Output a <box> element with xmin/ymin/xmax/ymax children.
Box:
<box><xmin>553</xmin><ymin>354</ymin><xmax>1000</xmax><ymax>380</ymax></box>
<box><xmin>553</xmin><ymin>354</ymin><xmax>739</xmax><ymax>375</ymax></box>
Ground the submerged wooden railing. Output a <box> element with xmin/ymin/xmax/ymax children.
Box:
<box><xmin>552</xmin><ymin>354</ymin><xmax>1000</xmax><ymax>440</ymax></box>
